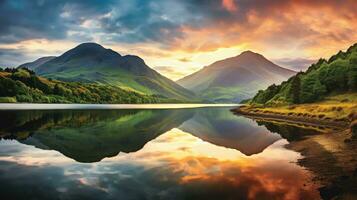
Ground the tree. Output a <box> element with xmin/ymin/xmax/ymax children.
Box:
<box><xmin>54</xmin><ymin>84</ymin><xmax>66</xmax><ymax>96</ymax></box>
<box><xmin>313</xmin><ymin>80</ymin><xmax>327</xmax><ymax>100</ymax></box>
<box><xmin>290</xmin><ymin>76</ymin><xmax>301</xmax><ymax>104</ymax></box>
<box><xmin>348</xmin><ymin>54</ymin><xmax>357</xmax><ymax>91</ymax></box>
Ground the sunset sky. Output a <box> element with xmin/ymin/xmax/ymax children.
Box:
<box><xmin>0</xmin><ymin>0</ymin><xmax>356</xmax><ymax>80</ymax></box>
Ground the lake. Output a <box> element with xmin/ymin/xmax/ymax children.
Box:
<box><xmin>0</xmin><ymin>104</ymin><xmax>322</xmax><ymax>199</ymax></box>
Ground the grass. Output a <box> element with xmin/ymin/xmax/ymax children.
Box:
<box><xmin>0</xmin><ymin>97</ymin><xmax>16</xmax><ymax>103</ymax></box>
<box><xmin>241</xmin><ymin>93</ymin><xmax>357</xmax><ymax>122</ymax></box>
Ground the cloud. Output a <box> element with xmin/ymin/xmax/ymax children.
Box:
<box><xmin>273</xmin><ymin>58</ymin><xmax>317</xmax><ymax>71</ymax></box>
<box><xmin>0</xmin><ymin>48</ymin><xmax>32</xmax><ymax>67</ymax></box>
<box><xmin>178</xmin><ymin>57</ymin><xmax>191</xmax><ymax>62</ymax></box>
<box><xmin>222</xmin><ymin>0</ymin><xmax>238</xmax><ymax>12</ymax></box>
<box><xmin>0</xmin><ymin>0</ymin><xmax>356</xmax><ymax>79</ymax></box>
<box><xmin>0</xmin><ymin>0</ymin><xmax>67</xmax><ymax>43</ymax></box>
<box><xmin>153</xmin><ymin>66</ymin><xmax>188</xmax><ymax>81</ymax></box>
<box><xmin>1</xmin><ymin>0</ymin><xmax>356</xmax><ymax>49</ymax></box>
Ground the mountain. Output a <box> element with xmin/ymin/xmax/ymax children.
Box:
<box><xmin>33</xmin><ymin>43</ymin><xmax>195</xmax><ymax>101</ymax></box>
<box><xmin>250</xmin><ymin>43</ymin><xmax>357</xmax><ymax>105</ymax></box>
<box><xmin>18</xmin><ymin>56</ymin><xmax>56</xmax><ymax>71</ymax></box>
<box><xmin>177</xmin><ymin>51</ymin><xmax>296</xmax><ymax>102</ymax></box>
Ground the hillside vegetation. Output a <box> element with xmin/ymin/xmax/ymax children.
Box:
<box><xmin>0</xmin><ymin>68</ymin><xmax>172</xmax><ymax>103</ymax></box>
<box><xmin>251</xmin><ymin>43</ymin><xmax>357</xmax><ymax>106</ymax></box>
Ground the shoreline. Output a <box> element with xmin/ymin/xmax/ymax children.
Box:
<box><xmin>231</xmin><ymin>104</ymin><xmax>354</xmax><ymax>129</ymax></box>
<box><xmin>232</xmin><ymin>106</ymin><xmax>350</xmax><ymax>130</ymax></box>
<box><xmin>0</xmin><ymin>103</ymin><xmax>239</xmax><ymax>110</ymax></box>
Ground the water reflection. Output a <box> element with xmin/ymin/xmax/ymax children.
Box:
<box><xmin>0</xmin><ymin>108</ymin><xmax>288</xmax><ymax>160</ymax></box>
<box><xmin>0</xmin><ymin>129</ymin><xmax>320</xmax><ymax>200</ymax></box>
<box><xmin>179</xmin><ymin>108</ymin><xmax>282</xmax><ymax>155</ymax></box>
<box><xmin>0</xmin><ymin>107</ymin><xmax>324</xmax><ymax>199</ymax></box>
<box><xmin>0</xmin><ymin>110</ymin><xmax>193</xmax><ymax>162</ymax></box>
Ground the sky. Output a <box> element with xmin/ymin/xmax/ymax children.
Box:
<box><xmin>0</xmin><ymin>0</ymin><xmax>356</xmax><ymax>80</ymax></box>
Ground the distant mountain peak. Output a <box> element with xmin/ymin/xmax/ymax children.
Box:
<box><xmin>236</xmin><ymin>50</ymin><xmax>265</xmax><ymax>60</ymax></box>
<box><xmin>76</xmin><ymin>42</ymin><xmax>105</xmax><ymax>49</ymax></box>
<box><xmin>239</xmin><ymin>50</ymin><xmax>257</xmax><ymax>55</ymax></box>
<box><xmin>70</xmin><ymin>42</ymin><xmax>120</xmax><ymax>56</ymax></box>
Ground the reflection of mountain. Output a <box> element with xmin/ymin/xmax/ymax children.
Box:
<box><xmin>179</xmin><ymin>108</ymin><xmax>282</xmax><ymax>156</ymax></box>
<box><xmin>255</xmin><ymin>120</ymin><xmax>322</xmax><ymax>141</ymax></box>
<box><xmin>0</xmin><ymin>110</ymin><xmax>193</xmax><ymax>162</ymax></box>
<box><xmin>0</xmin><ymin>107</ymin><xmax>325</xmax><ymax>162</ymax></box>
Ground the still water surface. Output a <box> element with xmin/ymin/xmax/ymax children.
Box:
<box><xmin>0</xmin><ymin>105</ymin><xmax>322</xmax><ymax>199</ymax></box>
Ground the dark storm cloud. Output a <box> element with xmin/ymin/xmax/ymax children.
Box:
<box><xmin>0</xmin><ymin>0</ymin><xmax>181</xmax><ymax>45</ymax></box>
<box><xmin>0</xmin><ymin>0</ymin><xmax>241</xmax><ymax>44</ymax></box>
<box><xmin>0</xmin><ymin>0</ymin><xmax>115</xmax><ymax>43</ymax></box>
<box><xmin>0</xmin><ymin>0</ymin><xmax>66</xmax><ymax>43</ymax></box>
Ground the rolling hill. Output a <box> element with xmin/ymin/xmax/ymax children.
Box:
<box><xmin>29</xmin><ymin>43</ymin><xmax>195</xmax><ymax>101</ymax></box>
<box><xmin>177</xmin><ymin>51</ymin><xmax>296</xmax><ymax>103</ymax></box>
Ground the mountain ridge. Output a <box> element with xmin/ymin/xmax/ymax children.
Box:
<box><xmin>18</xmin><ymin>56</ymin><xmax>56</xmax><ymax>71</ymax></box>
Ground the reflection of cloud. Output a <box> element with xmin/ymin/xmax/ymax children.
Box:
<box><xmin>0</xmin><ymin>129</ymin><xmax>320</xmax><ymax>199</ymax></box>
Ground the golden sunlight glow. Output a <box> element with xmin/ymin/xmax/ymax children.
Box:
<box><xmin>0</xmin><ymin>39</ymin><xmax>76</xmax><ymax>53</ymax></box>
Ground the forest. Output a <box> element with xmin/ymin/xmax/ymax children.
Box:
<box><xmin>251</xmin><ymin>43</ymin><xmax>357</xmax><ymax>106</ymax></box>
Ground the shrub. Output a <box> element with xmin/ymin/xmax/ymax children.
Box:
<box><xmin>0</xmin><ymin>97</ymin><xmax>16</xmax><ymax>103</ymax></box>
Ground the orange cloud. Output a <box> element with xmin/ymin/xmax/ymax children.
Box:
<box><xmin>222</xmin><ymin>0</ymin><xmax>237</xmax><ymax>12</ymax></box>
<box><xmin>167</xmin><ymin>1</ymin><xmax>357</xmax><ymax>60</ymax></box>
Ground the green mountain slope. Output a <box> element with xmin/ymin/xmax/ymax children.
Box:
<box><xmin>18</xmin><ymin>56</ymin><xmax>56</xmax><ymax>71</ymax></box>
<box><xmin>0</xmin><ymin>68</ymin><xmax>170</xmax><ymax>103</ymax></box>
<box><xmin>33</xmin><ymin>43</ymin><xmax>195</xmax><ymax>101</ymax></box>
<box><xmin>250</xmin><ymin>43</ymin><xmax>357</xmax><ymax>105</ymax></box>
<box><xmin>177</xmin><ymin>51</ymin><xmax>296</xmax><ymax>103</ymax></box>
